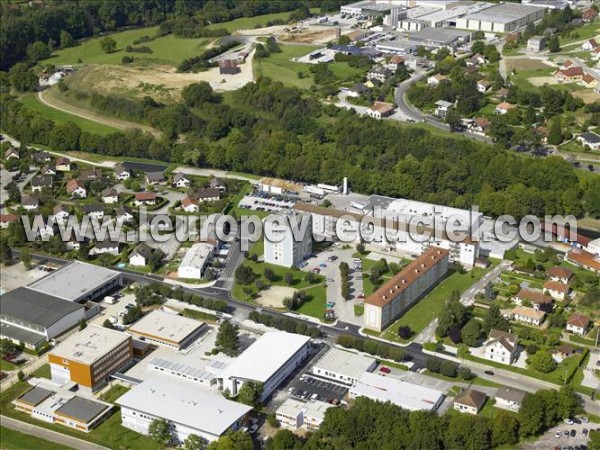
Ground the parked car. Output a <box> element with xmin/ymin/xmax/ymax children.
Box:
<box><xmin>570</xmin><ymin>429</ymin><xmax>576</xmax><ymax>437</ymax></box>
<box><xmin>484</xmin><ymin>370</ymin><xmax>494</xmax><ymax>376</ymax></box>
<box><xmin>555</xmin><ymin>430</ymin><xmax>562</xmax><ymax>438</ymax></box>
<box><xmin>379</xmin><ymin>366</ymin><xmax>391</xmax><ymax>374</ymax></box>
<box><xmin>563</xmin><ymin>418</ymin><xmax>574</xmax><ymax>425</ymax></box>
<box><xmin>564</xmin><ymin>430</ymin><xmax>570</xmax><ymax>438</ymax></box>
<box><xmin>583</xmin><ymin>428</ymin><xmax>589</xmax><ymax>437</ymax></box>
<box><xmin>319</xmin><ymin>263</ymin><xmax>327</xmax><ymax>268</ymax></box>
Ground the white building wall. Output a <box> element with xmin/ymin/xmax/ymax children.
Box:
<box><xmin>264</xmin><ymin>215</ymin><xmax>312</xmax><ymax>268</ymax></box>
<box><xmin>46</xmin><ymin>309</ymin><xmax>87</xmax><ymax>339</ymax></box>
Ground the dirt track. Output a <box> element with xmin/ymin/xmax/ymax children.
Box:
<box><xmin>37</xmin><ymin>90</ymin><xmax>160</xmax><ymax>137</ymax></box>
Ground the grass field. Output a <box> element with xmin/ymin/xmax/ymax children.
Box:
<box><xmin>19</xmin><ymin>93</ymin><xmax>119</xmax><ymax>135</ymax></box>
<box><xmin>254</xmin><ymin>44</ymin><xmax>321</xmax><ymax>89</ymax></box>
<box><xmin>0</xmin><ymin>426</ymin><xmax>75</xmax><ymax>450</ymax></box>
<box><xmin>559</xmin><ymin>22</ymin><xmax>600</xmax><ymax>46</ymax></box>
<box><xmin>46</xmin><ymin>26</ymin><xmax>209</xmax><ymax>67</ymax></box>
<box><xmin>296</xmin><ymin>284</ymin><xmax>328</xmax><ymax>319</ymax></box>
<box><xmin>0</xmin><ymin>359</ymin><xmax>19</xmax><ymax>371</ymax></box>
<box><xmin>380</xmin><ymin>263</ymin><xmax>498</xmax><ymax>342</ymax></box>
<box><xmin>207</xmin><ymin>11</ymin><xmax>297</xmax><ymax>32</ymax></box>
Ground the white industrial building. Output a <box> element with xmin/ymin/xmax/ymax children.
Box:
<box><xmin>117</xmin><ymin>378</ymin><xmax>252</xmax><ymax>444</ymax></box>
<box><xmin>26</xmin><ymin>261</ymin><xmax>121</xmax><ymax>303</ymax></box>
<box><xmin>311</xmin><ymin>348</ymin><xmax>377</xmax><ymax>385</ymax></box>
<box><xmin>264</xmin><ymin>213</ymin><xmax>312</xmax><ymax>268</ymax></box>
<box><xmin>455</xmin><ymin>3</ymin><xmax>546</xmax><ymax>33</ymax></box>
<box><xmin>219</xmin><ymin>332</ymin><xmax>311</xmax><ymax>402</ymax></box>
<box><xmin>276</xmin><ymin>398</ymin><xmax>333</xmax><ymax>431</ymax></box>
<box><xmin>177</xmin><ymin>242</ymin><xmax>215</xmax><ymax>279</ymax></box>
<box><xmin>127</xmin><ymin>310</ymin><xmax>206</xmax><ymax>350</ymax></box>
<box><xmin>350</xmin><ymin>371</ymin><xmax>444</xmax><ymax>411</ymax></box>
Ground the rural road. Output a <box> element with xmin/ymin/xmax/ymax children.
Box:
<box><xmin>0</xmin><ymin>415</ymin><xmax>106</xmax><ymax>450</ymax></box>
<box><xmin>37</xmin><ymin>90</ymin><xmax>160</xmax><ymax>137</ymax></box>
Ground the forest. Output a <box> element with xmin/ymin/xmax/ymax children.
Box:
<box><xmin>2</xmin><ymin>76</ymin><xmax>599</xmax><ymax>219</ymax></box>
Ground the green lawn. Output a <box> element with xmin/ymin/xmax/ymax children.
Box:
<box><xmin>45</xmin><ymin>26</ymin><xmax>209</xmax><ymax>67</ymax></box>
<box><xmin>19</xmin><ymin>93</ymin><xmax>119</xmax><ymax>135</ymax></box>
<box><xmin>0</xmin><ymin>359</ymin><xmax>19</xmax><ymax>371</ymax></box>
<box><xmin>0</xmin><ymin>426</ymin><xmax>75</xmax><ymax>450</ymax></box>
<box><xmin>254</xmin><ymin>44</ymin><xmax>321</xmax><ymax>89</ymax></box>
<box><xmin>207</xmin><ymin>11</ymin><xmax>299</xmax><ymax>32</ymax></box>
<box><xmin>100</xmin><ymin>384</ymin><xmax>131</xmax><ymax>403</ymax></box>
<box><xmin>296</xmin><ymin>284</ymin><xmax>328</xmax><ymax>319</ymax></box>
<box><xmin>508</xmin><ymin>67</ymin><xmax>556</xmax><ymax>90</ymax></box>
<box><xmin>559</xmin><ymin>22</ymin><xmax>600</xmax><ymax>46</ymax></box>
<box><xmin>379</xmin><ymin>263</ymin><xmax>498</xmax><ymax>342</ymax></box>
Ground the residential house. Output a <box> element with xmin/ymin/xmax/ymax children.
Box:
<box><xmin>483</xmin><ymin>329</ymin><xmax>518</xmax><ymax>365</ymax></box>
<box><xmin>468</xmin><ymin>53</ymin><xmax>486</xmax><ymax>66</ymax></box>
<box><xmin>434</xmin><ymin>100</ymin><xmax>453</xmax><ymax>119</ymax></box>
<box><xmin>581</xmin><ymin>73</ymin><xmax>598</xmax><ymax>88</ymax></box>
<box><xmin>116</xmin><ymin>206</ymin><xmax>134</xmax><ymax>223</ymax></box>
<box><xmin>513</xmin><ymin>288</ymin><xmax>553</xmax><ymax>312</ymax></box>
<box><xmin>555</xmin><ymin>66</ymin><xmax>584</xmax><ymax>82</ymax></box>
<box><xmin>566</xmin><ymin>313</ymin><xmax>591</xmax><ymax>336</ymax></box>
<box><xmin>4</xmin><ymin>147</ymin><xmax>19</xmax><ymax>160</ymax></box>
<box><xmin>55</xmin><ymin>157</ymin><xmax>71</xmax><ymax>171</ymax></box>
<box><xmin>0</xmin><ymin>214</ymin><xmax>18</xmax><ymax>229</ymax></box>
<box><xmin>145</xmin><ymin>171</ymin><xmax>165</xmax><ymax>185</ymax></box>
<box><xmin>30</xmin><ymin>175</ymin><xmax>53</xmax><ymax>193</ymax></box>
<box><xmin>346</xmin><ymin>83</ymin><xmax>370</xmax><ymax>98</ymax></box>
<box><xmin>181</xmin><ymin>196</ymin><xmax>199</xmax><ymax>213</ymax></box>
<box><xmin>427</xmin><ymin>74</ymin><xmax>448</xmax><ymax>86</ymax></box>
<box><xmin>454</xmin><ymin>389</ymin><xmax>487</xmax><ymax>415</ymax></box>
<box><xmin>83</xmin><ymin>204</ymin><xmax>104</xmax><ymax>220</ymax></box>
<box><xmin>587</xmin><ymin>238</ymin><xmax>600</xmax><ymax>257</ymax></box>
<box><xmin>547</xmin><ymin>267</ymin><xmax>572</xmax><ymax>284</ymax></box>
<box><xmin>53</xmin><ymin>205</ymin><xmax>69</xmax><ymax>223</ymax></box>
<box><xmin>506</xmin><ymin>306</ymin><xmax>545</xmax><ymax>326</ymax></box>
<box><xmin>40</xmin><ymin>164</ymin><xmax>56</xmax><ymax>176</ymax></box>
<box><xmin>209</xmin><ymin>177</ymin><xmax>227</xmax><ymax>193</ymax></box>
<box><xmin>465</xmin><ymin>65</ymin><xmax>479</xmax><ymax>75</ymax></box>
<box><xmin>32</xmin><ymin>151</ymin><xmax>51</xmax><ymax>165</ymax></box>
<box><xmin>495</xmin><ymin>102</ymin><xmax>517</xmax><ymax>115</ymax></box>
<box><xmin>21</xmin><ymin>195</ymin><xmax>39</xmax><ymax>211</ymax></box>
<box><xmin>577</xmin><ymin>132</ymin><xmax>600</xmax><ymax>150</ymax></box>
<box><xmin>129</xmin><ymin>243</ymin><xmax>154</xmax><ymax>267</ymax></box>
<box><xmin>494</xmin><ymin>388</ymin><xmax>525</xmax><ymax>412</ymax></box>
<box><xmin>114</xmin><ymin>163</ymin><xmax>131</xmax><ymax>181</ymax></box>
<box><xmin>66</xmin><ymin>179</ymin><xmax>87</xmax><ymax>198</ymax></box>
<box><xmin>560</xmin><ymin>59</ymin><xmax>574</xmax><ymax>70</ymax></box>
<box><xmin>526</xmin><ymin>35</ymin><xmax>546</xmax><ymax>52</ymax></box>
<box><xmin>101</xmin><ymin>187</ymin><xmax>119</xmax><ymax>204</ymax></box>
<box><xmin>366</xmin><ymin>101</ymin><xmax>395</xmax><ymax>120</ymax></box>
<box><xmin>495</xmin><ymin>87</ymin><xmax>509</xmax><ymax>99</ymax></box>
<box><xmin>470</xmin><ymin>117</ymin><xmax>490</xmax><ymax>134</ymax></box>
<box><xmin>542</xmin><ymin>280</ymin><xmax>569</xmax><ymax>301</ymax></box>
<box><xmin>66</xmin><ymin>236</ymin><xmax>82</xmax><ymax>251</ymax></box>
<box><xmin>592</xmin><ymin>47</ymin><xmax>600</xmax><ymax>61</ymax></box>
<box><xmin>219</xmin><ymin>59</ymin><xmax>240</xmax><ymax>75</ymax></box>
<box><xmin>194</xmin><ymin>188</ymin><xmax>221</xmax><ymax>203</ymax></box>
<box><xmin>387</xmin><ymin>55</ymin><xmax>405</xmax><ymax>71</ymax></box>
<box><xmin>172</xmin><ymin>172</ymin><xmax>191</xmax><ymax>188</ymax></box>
<box><xmin>566</xmin><ymin>248</ymin><xmax>600</xmax><ymax>273</ymax></box>
<box><xmin>367</xmin><ymin>65</ymin><xmax>393</xmax><ymax>83</ymax></box>
<box><xmin>134</xmin><ymin>192</ymin><xmax>157</xmax><ymax>206</ymax></box>
<box><xmin>79</xmin><ymin>168</ymin><xmax>102</xmax><ymax>182</ymax></box>
<box><xmin>476</xmin><ymin>80</ymin><xmax>491</xmax><ymax>93</ymax></box>
<box><xmin>90</xmin><ymin>239</ymin><xmax>120</xmax><ymax>256</ymax></box>
<box><xmin>582</xmin><ymin>39</ymin><xmax>598</xmax><ymax>51</ymax></box>
<box><xmin>582</xmin><ymin>8</ymin><xmax>599</xmax><ymax>22</ymax></box>
<box><xmin>537</xmin><ymin>125</ymin><xmax>549</xmax><ymax>144</ymax></box>
<box><xmin>553</xmin><ymin>344</ymin><xmax>575</xmax><ymax>363</ymax></box>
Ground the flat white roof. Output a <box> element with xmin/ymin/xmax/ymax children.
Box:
<box><xmin>223</xmin><ymin>332</ymin><xmax>310</xmax><ymax>383</ymax></box>
<box><xmin>350</xmin><ymin>372</ymin><xmax>444</xmax><ymax>411</ymax></box>
<box><xmin>50</xmin><ymin>325</ymin><xmax>130</xmax><ymax>365</ymax></box>
<box><xmin>116</xmin><ymin>378</ymin><xmax>252</xmax><ymax>437</ymax></box>
<box><xmin>277</xmin><ymin>397</ymin><xmax>333</xmax><ymax>421</ymax></box>
<box><xmin>27</xmin><ymin>261</ymin><xmax>120</xmax><ymax>302</ymax></box>
<box><xmin>179</xmin><ymin>242</ymin><xmax>214</xmax><ymax>272</ymax></box>
<box><xmin>462</xmin><ymin>3</ymin><xmax>542</xmax><ymax>23</ymax></box>
<box><xmin>128</xmin><ymin>310</ymin><xmax>204</xmax><ymax>345</ymax></box>
<box><xmin>314</xmin><ymin>348</ymin><xmax>376</xmax><ymax>380</ymax></box>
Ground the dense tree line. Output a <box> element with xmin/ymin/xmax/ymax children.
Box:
<box><xmin>247</xmin><ymin>311</ymin><xmax>321</xmax><ymax>338</ymax></box>
<box><xmin>262</xmin><ymin>387</ymin><xmax>580</xmax><ymax>450</ymax></box>
<box><xmin>177</xmin><ymin>40</ymin><xmax>241</xmax><ymax>72</ymax></box>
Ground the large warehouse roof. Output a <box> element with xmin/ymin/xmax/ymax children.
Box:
<box><xmin>462</xmin><ymin>3</ymin><xmax>542</xmax><ymax>24</ymax></box>
<box><xmin>223</xmin><ymin>332</ymin><xmax>310</xmax><ymax>383</ymax></box>
<box><xmin>128</xmin><ymin>310</ymin><xmax>205</xmax><ymax>345</ymax></box>
<box><xmin>27</xmin><ymin>261</ymin><xmax>120</xmax><ymax>302</ymax></box>
<box><xmin>116</xmin><ymin>378</ymin><xmax>252</xmax><ymax>437</ymax></box>
<box><xmin>0</xmin><ymin>287</ymin><xmax>84</xmax><ymax>328</ymax></box>
<box><xmin>314</xmin><ymin>348</ymin><xmax>376</xmax><ymax>380</ymax></box>
<box><xmin>50</xmin><ymin>325</ymin><xmax>130</xmax><ymax>365</ymax></box>
<box><xmin>350</xmin><ymin>372</ymin><xmax>444</xmax><ymax>411</ymax></box>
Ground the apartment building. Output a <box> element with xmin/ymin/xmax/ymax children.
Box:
<box><xmin>364</xmin><ymin>247</ymin><xmax>450</xmax><ymax>332</ymax></box>
<box><xmin>264</xmin><ymin>213</ymin><xmax>312</xmax><ymax>268</ymax></box>
<box><xmin>49</xmin><ymin>325</ymin><xmax>133</xmax><ymax>392</ymax></box>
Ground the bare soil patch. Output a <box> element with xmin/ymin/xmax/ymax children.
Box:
<box><xmin>278</xmin><ymin>28</ymin><xmax>338</xmax><ymax>45</ymax></box>
<box><xmin>256</xmin><ymin>285</ymin><xmax>297</xmax><ymax>308</ymax></box>
<box><xmin>506</xmin><ymin>58</ymin><xmax>555</xmax><ymax>72</ymax></box>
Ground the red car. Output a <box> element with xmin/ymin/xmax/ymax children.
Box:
<box><xmin>312</xmin><ymin>268</ymin><xmax>321</xmax><ymax>273</ymax></box>
<box><xmin>379</xmin><ymin>366</ymin><xmax>391</xmax><ymax>374</ymax></box>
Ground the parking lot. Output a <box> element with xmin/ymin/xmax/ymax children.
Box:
<box><xmin>289</xmin><ymin>374</ymin><xmax>348</xmax><ymax>404</ymax></box>
<box><xmin>521</xmin><ymin>421</ymin><xmax>598</xmax><ymax>449</ymax></box>
<box><xmin>237</xmin><ymin>192</ymin><xmax>297</xmax><ymax>212</ymax></box>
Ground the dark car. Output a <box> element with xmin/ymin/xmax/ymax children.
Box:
<box><xmin>570</xmin><ymin>429</ymin><xmax>576</xmax><ymax>437</ymax></box>
<box><xmin>583</xmin><ymin>428</ymin><xmax>589</xmax><ymax>437</ymax></box>
<box><xmin>484</xmin><ymin>370</ymin><xmax>494</xmax><ymax>376</ymax></box>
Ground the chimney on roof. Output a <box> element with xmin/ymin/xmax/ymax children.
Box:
<box><xmin>389</xmin><ymin>289</ymin><xmax>394</xmax><ymax>294</ymax></box>
<box><xmin>415</xmin><ymin>269</ymin><xmax>419</xmax><ymax>273</ymax></box>
<box><xmin>382</xmin><ymin>295</ymin><xmax>387</xmax><ymax>300</ymax></box>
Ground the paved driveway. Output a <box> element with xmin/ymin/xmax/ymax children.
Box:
<box><xmin>520</xmin><ymin>421</ymin><xmax>597</xmax><ymax>449</ymax></box>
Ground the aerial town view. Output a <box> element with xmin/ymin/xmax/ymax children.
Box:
<box><xmin>1</xmin><ymin>0</ymin><xmax>600</xmax><ymax>449</ymax></box>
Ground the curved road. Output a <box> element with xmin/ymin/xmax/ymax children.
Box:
<box><xmin>37</xmin><ymin>90</ymin><xmax>160</xmax><ymax>137</ymax></box>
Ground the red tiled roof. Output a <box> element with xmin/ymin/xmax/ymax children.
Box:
<box><xmin>582</xmin><ymin>73</ymin><xmax>597</xmax><ymax>84</ymax></box>
<box><xmin>567</xmin><ymin>249</ymin><xmax>600</xmax><ymax>271</ymax></box>
<box><xmin>66</xmin><ymin>179</ymin><xmax>84</xmax><ymax>193</ymax></box>
<box><xmin>455</xmin><ymin>389</ymin><xmax>486</xmax><ymax>408</ymax></box>
<box><xmin>547</xmin><ymin>266</ymin><xmax>572</xmax><ymax>280</ymax></box>
<box><xmin>181</xmin><ymin>196</ymin><xmax>198</xmax><ymax>208</ymax></box>
<box><xmin>135</xmin><ymin>192</ymin><xmax>157</xmax><ymax>201</ymax></box>
<box><xmin>369</xmin><ymin>101</ymin><xmax>395</xmax><ymax>114</ymax></box>
<box><xmin>474</xmin><ymin>117</ymin><xmax>490</xmax><ymax>128</ymax></box>
<box><xmin>516</xmin><ymin>288</ymin><xmax>552</xmax><ymax>304</ymax></box>
<box><xmin>543</xmin><ymin>280</ymin><xmax>569</xmax><ymax>293</ymax></box>
<box><xmin>497</xmin><ymin>102</ymin><xmax>516</xmax><ymax>110</ymax></box>
<box><xmin>567</xmin><ymin>313</ymin><xmax>590</xmax><ymax>328</ymax></box>
<box><xmin>557</xmin><ymin>66</ymin><xmax>584</xmax><ymax>78</ymax></box>
<box><xmin>0</xmin><ymin>214</ymin><xmax>18</xmax><ymax>223</ymax></box>
<box><xmin>365</xmin><ymin>247</ymin><xmax>449</xmax><ymax>307</ymax></box>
